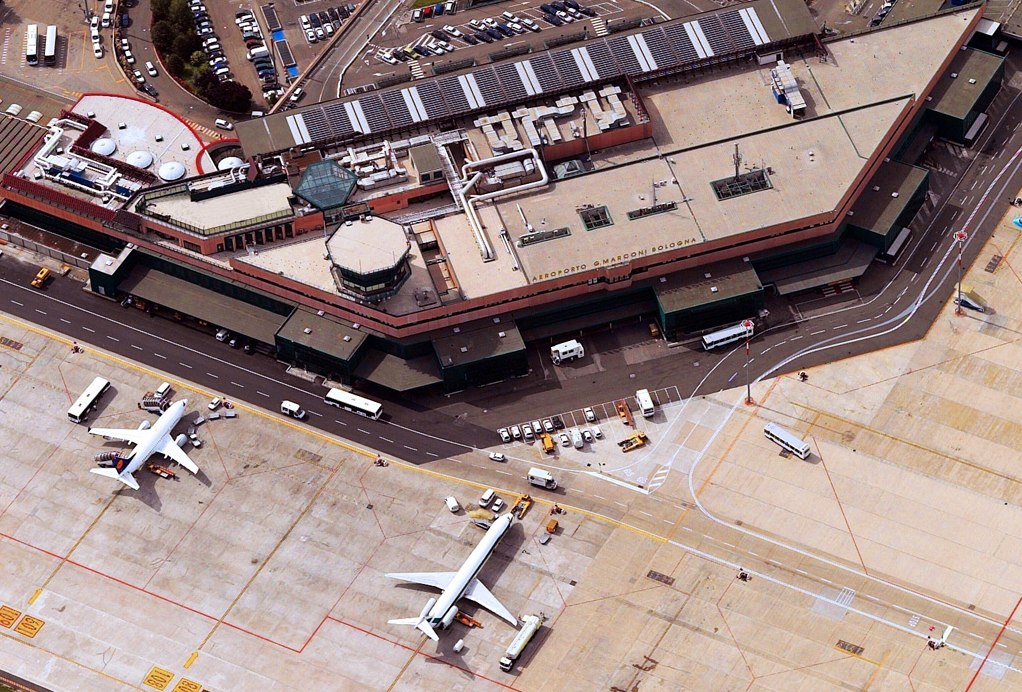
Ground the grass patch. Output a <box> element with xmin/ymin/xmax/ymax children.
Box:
<box><xmin>411</xmin><ymin>0</ymin><xmax>441</xmax><ymax>8</ymax></box>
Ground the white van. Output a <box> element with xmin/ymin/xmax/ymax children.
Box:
<box><xmin>280</xmin><ymin>400</ymin><xmax>306</xmax><ymax>419</ymax></box>
<box><xmin>479</xmin><ymin>488</ymin><xmax>496</xmax><ymax>507</ymax></box>
<box><xmin>526</xmin><ymin>468</ymin><xmax>557</xmax><ymax>489</ymax></box>
<box><xmin>570</xmin><ymin>428</ymin><xmax>583</xmax><ymax>449</ymax></box>
<box><xmin>155</xmin><ymin>382</ymin><xmax>172</xmax><ymax>398</ymax></box>
<box><xmin>215</xmin><ymin>328</ymin><xmax>230</xmax><ymax>342</ymax></box>
<box><xmin>214</xmin><ymin>118</ymin><xmax>234</xmax><ymax>130</ymax></box>
<box><xmin>247</xmin><ymin>46</ymin><xmax>269</xmax><ymax>60</ymax></box>
<box><xmin>550</xmin><ymin>339</ymin><xmax>584</xmax><ymax>365</ymax></box>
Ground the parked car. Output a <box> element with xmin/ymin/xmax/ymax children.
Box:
<box><xmin>498</xmin><ymin>428</ymin><xmax>511</xmax><ymax>443</ymax></box>
<box><xmin>214</xmin><ymin>118</ymin><xmax>233</xmax><ymax>130</ymax></box>
<box><xmin>445</xmin><ymin>496</ymin><xmax>461</xmax><ymax>513</ymax></box>
<box><xmin>143</xmin><ymin>83</ymin><xmax>158</xmax><ymax>98</ymax></box>
<box><xmin>145</xmin><ymin>61</ymin><xmax>158</xmax><ymax>77</ymax></box>
<box><xmin>584</xmin><ymin>407</ymin><xmax>596</xmax><ymax>422</ymax></box>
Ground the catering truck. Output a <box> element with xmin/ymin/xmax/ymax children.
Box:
<box><xmin>550</xmin><ymin>339</ymin><xmax>584</xmax><ymax>365</ymax></box>
<box><xmin>526</xmin><ymin>468</ymin><xmax>557</xmax><ymax>489</ymax></box>
<box><xmin>499</xmin><ymin>613</ymin><xmax>545</xmax><ymax>671</ymax></box>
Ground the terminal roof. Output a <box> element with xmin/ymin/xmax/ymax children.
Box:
<box><xmin>654</xmin><ymin>259</ymin><xmax>762</xmax><ymax>313</ymax></box>
<box><xmin>926</xmin><ymin>47</ymin><xmax>1004</xmax><ymax>120</ymax></box>
<box><xmin>276</xmin><ymin>307</ymin><xmax>368</xmax><ymax>362</ymax></box>
<box><xmin>433</xmin><ymin>320</ymin><xmax>525</xmax><ymax>368</ymax></box>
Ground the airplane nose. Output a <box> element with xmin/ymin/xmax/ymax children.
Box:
<box><xmin>180</xmin><ymin>398</ymin><xmax>188</xmax><ymax>407</ymax></box>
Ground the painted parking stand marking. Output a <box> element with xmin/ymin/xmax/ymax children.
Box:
<box><xmin>170</xmin><ymin>679</ymin><xmax>203</xmax><ymax>692</ymax></box>
<box><xmin>143</xmin><ymin>666</ymin><xmax>174</xmax><ymax>690</ymax></box>
<box><xmin>13</xmin><ymin>615</ymin><xmax>44</xmax><ymax>638</ymax></box>
<box><xmin>0</xmin><ymin>605</ymin><xmax>20</xmax><ymax>628</ymax></box>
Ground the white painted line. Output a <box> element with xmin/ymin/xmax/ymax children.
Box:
<box><xmin>722</xmin><ymin>542</ymin><xmax>735</xmax><ymax>548</ymax></box>
<box><xmin>307</xmin><ymin>410</ymin><xmax>322</xmax><ymax>417</ymax></box>
<box><xmin>749</xmin><ymin>551</ymin><xmax>759</xmax><ymax>556</ymax></box>
<box><xmin>256</xmin><ymin>390</ymin><xmax>269</xmax><ymax>397</ymax></box>
<box><xmin>639</xmin><ymin>511</ymin><xmax>652</xmax><ymax>517</ymax></box>
<box><xmin>426</xmin><ymin>451</ymin><xmax>439</xmax><ymax>457</ymax></box>
<box><xmin>615</xmin><ymin>501</ymin><xmax>627</xmax><ymax>507</ymax></box>
<box><xmin>795</xmin><ymin>568</ymin><xmax>808</xmax><ymax>575</ymax></box>
<box><xmin>833</xmin><ymin>324</ymin><xmax>848</xmax><ymax>330</ymax></box>
<box><xmin>969</xmin><ymin>632</ymin><xmax>984</xmax><ymax>639</ymax></box>
<box><xmin>496</xmin><ymin>470</ymin><xmax>512</xmax><ymax>476</ymax></box>
<box><xmin>663</xmin><ymin>520</ymin><xmax>672</xmax><ymax>525</ymax></box>
<box><xmin>154</xmin><ymin>352</ymin><xmax>166</xmax><ymax>359</ymax></box>
<box><xmin>810</xmin><ymin>330</ymin><xmax>825</xmax><ymax>336</ymax></box>
<box><xmin>179</xmin><ymin>362</ymin><xmax>193</xmax><ymax>369</ymax></box>
<box><xmin>35</xmin><ymin>309</ymin><xmax>46</xmax><ymax>315</ymax></box>
<box><xmin>10</xmin><ymin>300</ymin><xmax>23</xmax><ymax>307</ymax></box>
<box><xmin>357</xmin><ymin>428</ymin><xmax>371</xmax><ymax>435</ymax></box>
<box><xmin>106</xmin><ymin>335</ymin><xmax>119</xmax><ymax>342</ymax></box>
<box><xmin>60</xmin><ymin>318</ymin><xmax>71</xmax><ymax>324</ymax></box>
<box><xmin>335</xmin><ymin>419</ymin><xmax>347</xmax><ymax>426</ymax></box>
<box><xmin>207</xmin><ymin>373</ymin><xmax>219</xmax><ymax>379</ymax></box>
<box><xmin>594</xmin><ymin>494</ymin><xmax>606</xmax><ymax>500</ymax></box>
<box><xmin>379</xmin><ymin>436</ymin><xmax>393</xmax><ymax>443</ymax></box>
<box><xmin>820</xmin><ymin>578</ymin><xmax>833</xmax><ymax>584</ymax></box>
<box><xmin>403</xmin><ymin>445</ymin><xmax>417</xmax><ymax>451</ymax></box>
<box><xmin>681</xmin><ymin>526</ymin><xmax>693</xmax><ymax>532</ymax></box>
<box><xmin>131</xmin><ymin>344</ymin><xmax>143</xmax><ymax>350</ymax></box>
<box><xmin>230</xmin><ymin>381</ymin><xmax>244</xmax><ymax>388</ymax></box>
<box><xmin>856</xmin><ymin>318</ymin><xmax>872</xmax><ymax>324</ymax></box>
<box><xmin>790</xmin><ymin>335</ymin><xmax>803</xmax><ymax>341</ymax></box>
<box><xmin>82</xmin><ymin>326</ymin><xmax>95</xmax><ymax>333</ymax></box>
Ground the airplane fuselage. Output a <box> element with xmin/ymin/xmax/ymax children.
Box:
<box><xmin>116</xmin><ymin>400</ymin><xmax>186</xmax><ymax>475</ymax></box>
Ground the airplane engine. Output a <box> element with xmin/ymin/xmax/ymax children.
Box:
<box><xmin>440</xmin><ymin>605</ymin><xmax>459</xmax><ymax>630</ymax></box>
<box><xmin>175</xmin><ymin>434</ymin><xmax>188</xmax><ymax>448</ymax></box>
<box><xmin>419</xmin><ymin>598</ymin><xmax>437</xmax><ymax>621</ymax></box>
<box><xmin>137</xmin><ymin>420</ymin><xmax>152</xmax><ymax>431</ymax></box>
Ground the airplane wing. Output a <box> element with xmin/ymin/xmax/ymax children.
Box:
<box><xmin>157</xmin><ymin>436</ymin><xmax>199</xmax><ymax>474</ymax></box>
<box><xmin>384</xmin><ymin>572</ymin><xmax>458</xmax><ymax>591</ymax></box>
<box><xmin>463</xmin><ymin>579</ymin><xmax>517</xmax><ymax>626</ymax></box>
<box><xmin>87</xmin><ymin>427</ymin><xmax>150</xmax><ymax>446</ymax></box>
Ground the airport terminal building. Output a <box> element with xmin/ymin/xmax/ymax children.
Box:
<box><xmin>0</xmin><ymin>1</ymin><xmax>1004</xmax><ymax>391</ymax></box>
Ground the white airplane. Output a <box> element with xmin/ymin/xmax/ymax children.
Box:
<box><xmin>88</xmin><ymin>399</ymin><xmax>199</xmax><ymax>490</ymax></box>
<box><xmin>387</xmin><ymin>512</ymin><xmax>517</xmax><ymax>641</ymax></box>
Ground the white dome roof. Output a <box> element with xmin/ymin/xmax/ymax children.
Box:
<box><xmin>158</xmin><ymin>161</ymin><xmax>186</xmax><ymax>181</ymax></box>
<box><xmin>217</xmin><ymin>156</ymin><xmax>245</xmax><ymax>170</ymax></box>
<box><xmin>91</xmin><ymin>138</ymin><xmax>116</xmax><ymax>156</ymax></box>
<box><xmin>126</xmin><ymin>150</ymin><xmax>153</xmax><ymax>169</ymax></box>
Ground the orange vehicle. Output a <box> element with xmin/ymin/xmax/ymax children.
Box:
<box><xmin>540</xmin><ymin>433</ymin><xmax>555</xmax><ymax>453</ymax></box>
<box><xmin>617</xmin><ymin>400</ymin><xmax>634</xmax><ymax>427</ymax></box>
<box><xmin>30</xmin><ymin>267</ymin><xmax>50</xmax><ymax>288</ymax></box>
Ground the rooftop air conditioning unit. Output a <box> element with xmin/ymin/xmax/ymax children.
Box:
<box><xmin>460</xmin><ymin>346</ymin><xmax>468</xmax><ymax>353</ymax></box>
<box><xmin>317</xmin><ymin>310</ymin><xmax>325</xmax><ymax>316</ymax></box>
<box><xmin>710</xmin><ymin>287</ymin><xmax>718</xmax><ymax>293</ymax></box>
<box><xmin>303</xmin><ymin>328</ymin><xmax>312</xmax><ymax>334</ymax></box>
<box><xmin>498</xmin><ymin>331</ymin><xmax>506</xmax><ymax>338</ymax></box>
<box><xmin>343</xmin><ymin>335</ymin><xmax>352</xmax><ymax>342</ymax></box>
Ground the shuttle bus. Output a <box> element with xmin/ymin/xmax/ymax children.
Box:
<box><xmin>25</xmin><ymin>24</ymin><xmax>39</xmax><ymax>66</ymax></box>
<box><xmin>702</xmin><ymin>321</ymin><xmax>754</xmax><ymax>351</ymax></box>
<box><xmin>635</xmin><ymin>388</ymin><xmax>655</xmax><ymax>418</ymax></box>
<box><xmin>43</xmin><ymin>25</ymin><xmax>57</xmax><ymax>66</ymax></box>
<box><xmin>68</xmin><ymin>376</ymin><xmax>111</xmax><ymax>423</ymax></box>
<box><xmin>763</xmin><ymin>422</ymin><xmax>811</xmax><ymax>460</ymax></box>
<box><xmin>324</xmin><ymin>388</ymin><xmax>382</xmax><ymax>420</ymax></box>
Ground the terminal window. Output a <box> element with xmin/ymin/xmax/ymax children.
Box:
<box><xmin>711</xmin><ymin>169</ymin><xmax>773</xmax><ymax>201</ymax></box>
<box><xmin>579</xmin><ymin>205</ymin><xmax>613</xmax><ymax>231</ymax></box>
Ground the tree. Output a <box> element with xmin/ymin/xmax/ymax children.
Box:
<box><xmin>165</xmin><ymin>54</ymin><xmax>185</xmax><ymax>77</ymax></box>
<box><xmin>151</xmin><ymin>21</ymin><xmax>175</xmax><ymax>53</ymax></box>
<box><xmin>191</xmin><ymin>66</ymin><xmax>219</xmax><ymax>97</ymax></box>
<box><xmin>190</xmin><ymin>50</ymin><xmax>207</xmax><ymax>69</ymax></box>
<box><xmin>169</xmin><ymin>0</ymin><xmax>196</xmax><ymax>33</ymax></box>
<box><xmin>206</xmin><ymin>81</ymin><xmax>252</xmax><ymax>113</ymax></box>
<box><xmin>151</xmin><ymin>0</ymin><xmax>172</xmax><ymax>18</ymax></box>
<box><xmin>172</xmin><ymin>33</ymin><xmax>201</xmax><ymax>61</ymax></box>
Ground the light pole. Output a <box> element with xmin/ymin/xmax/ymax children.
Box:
<box><xmin>743</xmin><ymin>319</ymin><xmax>755</xmax><ymax>406</ymax></box>
<box><xmin>954</xmin><ymin>230</ymin><xmax>968</xmax><ymax>316</ymax></box>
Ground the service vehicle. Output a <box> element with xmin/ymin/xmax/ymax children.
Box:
<box><xmin>30</xmin><ymin>267</ymin><xmax>51</xmax><ymax>288</ymax></box>
<box><xmin>280</xmin><ymin>400</ymin><xmax>307</xmax><ymax>420</ymax></box>
<box><xmin>499</xmin><ymin>613</ymin><xmax>545</xmax><ymax>671</ymax></box>
<box><xmin>445</xmin><ymin>496</ymin><xmax>461</xmax><ymax>513</ymax></box>
<box><xmin>527</xmin><ymin>467</ymin><xmax>557</xmax><ymax>489</ymax></box>
<box><xmin>550</xmin><ymin>339</ymin><xmax>584</xmax><ymax>364</ymax></box>
<box><xmin>635</xmin><ymin>389</ymin><xmax>655</xmax><ymax>418</ymax></box>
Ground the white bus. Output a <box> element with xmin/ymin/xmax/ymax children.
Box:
<box><xmin>635</xmin><ymin>388</ymin><xmax>655</xmax><ymax>418</ymax></box>
<box><xmin>25</xmin><ymin>24</ymin><xmax>39</xmax><ymax>66</ymax></box>
<box><xmin>44</xmin><ymin>25</ymin><xmax>57</xmax><ymax>66</ymax></box>
<box><xmin>763</xmin><ymin>422</ymin><xmax>811</xmax><ymax>460</ymax></box>
<box><xmin>68</xmin><ymin>376</ymin><xmax>111</xmax><ymax>423</ymax></box>
<box><xmin>324</xmin><ymin>388</ymin><xmax>382</xmax><ymax>420</ymax></box>
<box><xmin>702</xmin><ymin>321</ymin><xmax>754</xmax><ymax>351</ymax></box>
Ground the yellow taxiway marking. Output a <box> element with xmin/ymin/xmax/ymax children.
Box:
<box><xmin>183</xmin><ymin>651</ymin><xmax>198</xmax><ymax>669</ymax></box>
<box><xmin>13</xmin><ymin>615</ymin><xmax>44</xmax><ymax>638</ymax></box>
<box><xmin>142</xmin><ymin>666</ymin><xmax>174</xmax><ymax>690</ymax></box>
<box><xmin>0</xmin><ymin>606</ymin><xmax>21</xmax><ymax>628</ymax></box>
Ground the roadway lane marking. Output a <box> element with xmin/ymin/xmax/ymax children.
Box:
<box><xmin>795</xmin><ymin>568</ymin><xmax>808</xmax><ymax>575</ymax></box>
<box><xmin>615</xmin><ymin>501</ymin><xmax>627</xmax><ymax>508</ymax></box>
<box><xmin>403</xmin><ymin>445</ymin><xmax>417</xmax><ymax>451</ymax></box>
<box><xmin>230</xmin><ymin>381</ymin><xmax>244</xmax><ymax>388</ymax></box>
<box><xmin>60</xmin><ymin>318</ymin><xmax>71</xmax><ymax>324</ymax></box>
<box><xmin>856</xmin><ymin>318</ymin><xmax>871</xmax><ymax>324</ymax></box>
<box><xmin>357</xmin><ymin>428</ymin><xmax>371</xmax><ymax>434</ymax></box>
<box><xmin>307</xmin><ymin>410</ymin><xmax>322</xmax><ymax>417</ymax></box>
<box><xmin>379</xmin><ymin>436</ymin><xmax>394</xmax><ymax>443</ymax></box>
<box><xmin>820</xmin><ymin>578</ymin><xmax>833</xmax><ymax>584</ymax></box>
<box><xmin>131</xmin><ymin>344</ymin><xmax>143</xmax><ymax>350</ymax></box>
<box><xmin>594</xmin><ymin>494</ymin><xmax>606</xmax><ymax>500</ymax></box>
<box><xmin>680</xmin><ymin>526</ymin><xmax>693</xmax><ymax>532</ymax></box>
<box><xmin>35</xmin><ymin>309</ymin><xmax>46</xmax><ymax>315</ymax></box>
<box><xmin>82</xmin><ymin>326</ymin><xmax>95</xmax><ymax>333</ymax></box>
<box><xmin>790</xmin><ymin>335</ymin><xmax>803</xmax><ymax>340</ymax></box>
<box><xmin>154</xmin><ymin>352</ymin><xmax>166</xmax><ymax>359</ymax></box>
<box><xmin>832</xmin><ymin>324</ymin><xmax>848</xmax><ymax>330</ymax></box>
<box><xmin>257</xmin><ymin>391</ymin><xmax>269</xmax><ymax>397</ymax></box>
<box><xmin>662</xmin><ymin>520</ymin><xmax>672</xmax><ymax>525</ymax></box>
<box><xmin>334</xmin><ymin>419</ymin><xmax>347</xmax><ymax>426</ymax></box>
<box><xmin>179</xmin><ymin>362</ymin><xmax>193</xmax><ymax>369</ymax></box>
<box><xmin>426</xmin><ymin>452</ymin><xmax>438</xmax><ymax>457</ymax></box>
<box><xmin>207</xmin><ymin>372</ymin><xmax>219</xmax><ymax>378</ymax></box>
<box><xmin>496</xmin><ymin>470</ymin><xmax>512</xmax><ymax>476</ymax></box>
<box><xmin>810</xmin><ymin>330</ymin><xmax>825</xmax><ymax>336</ymax></box>
<box><xmin>106</xmin><ymin>335</ymin><xmax>119</xmax><ymax>342</ymax></box>
<box><xmin>639</xmin><ymin>511</ymin><xmax>652</xmax><ymax>517</ymax></box>
<box><xmin>10</xmin><ymin>300</ymin><xmax>23</xmax><ymax>307</ymax></box>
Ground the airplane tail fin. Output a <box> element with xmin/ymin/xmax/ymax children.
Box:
<box><xmin>90</xmin><ymin>467</ymin><xmax>140</xmax><ymax>491</ymax></box>
<box><xmin>387</xmin><ymin>616</ymin><xmax>439</xmax><ymax>641</ymax></box>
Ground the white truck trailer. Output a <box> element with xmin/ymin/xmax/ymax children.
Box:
<box><xmin>499</xmin><ymin>613</ymin><xmax>545</xmax><ymax>671</ymax></box>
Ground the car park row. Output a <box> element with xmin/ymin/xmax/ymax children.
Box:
<box><xmin>496</xmin><ymin>406</ymin><xmax>602</xmax><ymax>450</ymax></box>
<box><xmin>382</xmin><ymin>1</ymin><xmax>596</xmax><ymax>65</ymax></box>
<box><xmin>236</xmin><ymin>8</ymin><xmax>281</xmax><ymax>100</ymax></box>
<box><xmin>301</xmin><ymin>5</ymin><xmax>356</xmax><ymax>44</ymax></box>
